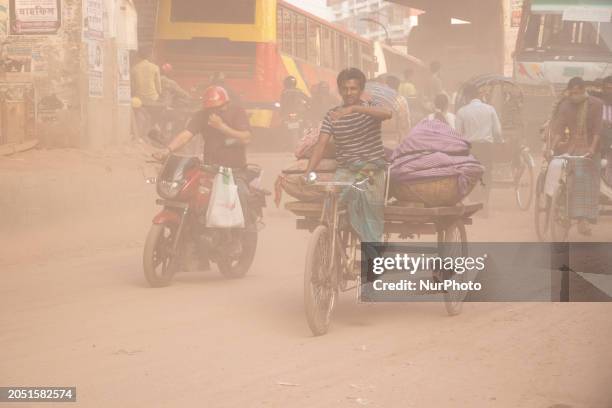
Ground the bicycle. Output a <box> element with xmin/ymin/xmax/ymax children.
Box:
<box><xmin>302</xmin><ymin>179</ymin><xmax>365</xmax><ymax>336</ymax></box>
<box><xmin>490</xmin><ymin>140</ymin><xmax>535</xmax><ymax>211</ymax></box>
<box><xmin>534</xmin><ymin>155</ymin><xmax>594</xmax><ymax>242</ymax></box>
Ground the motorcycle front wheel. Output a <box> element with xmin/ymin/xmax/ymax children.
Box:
<box><xmin>217</xmin><ymin>229</ymin><xmax>258</xmax><ymax>279</ymax></box>
<box><xmin>143</xmin><ymin>223</ymin><xmax>178</xmax><ymax>287</ymax></box>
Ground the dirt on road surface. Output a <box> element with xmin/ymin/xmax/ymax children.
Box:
<box><xmin>1</xmin><ymin>150</ymin><xmax>612</xmax><ymax>408</ymax></box>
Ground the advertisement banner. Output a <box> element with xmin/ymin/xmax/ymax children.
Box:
<box><xmin>88</xmin><ymin>39</ymin><xmax>103</xmax><ymax>97</ymax></box>
<box><xmin>117</xmin><ymin>47</ymin><xmax>130</xmax><ymax>104</ymax></box>
<box><xmin>10</xmin><ymin>0</ymin><xmax>60</xmax><ymax>35</ymax></box>
<box><xmin>0</xmin><ymin>36</ymin><xmax>46</xmax><ymax>77</ymax></box>
<box><xmin>511</xmin><ymin>0</ymin><xmax>523</xmax><ymax>27</ymax></box>
<box><xmin>0</xmin><ymin>2</ymin><xmax>8</xmax><ymax>37</ymax></box>
<box><xmin>82</xmin><ymin>0</ymin><xmax>104</xmax><ymax>40</ymax></box>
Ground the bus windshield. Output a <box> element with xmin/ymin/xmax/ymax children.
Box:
<box><xmin>171</xmin><ymin>0</ymin><xmax>256</xmax><ymax>24</ymax></box>
<box><xmin>522</xmin><ymin>13</ymin><xmax>612</xmax><ymax>56</ymax></box>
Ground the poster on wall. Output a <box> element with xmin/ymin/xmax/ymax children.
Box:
<box><xmin>0</xmin><ymin>36</ymin><xmax>47</xmax><ymax>78</ymax></box>
<box><xmin>511</xmin><ymin>0</ymin><xmax>523</xmax><ymax>27</ymax></box>
<box><xmin>0</xmin><ymin>2</ymin><xmax>8</xmax><ymax>37</ymax></box>
<box><xmin>117</xmin><ymin>47</ymin><xmax>130</xmax><ymax>105</ymax></box>
<box><xmin>88</xmin><ymin>39</ymin><xmax>103</xmax><ymax>97</ymax></box>
<box><xmin>116</xmin><ymin>0</ymin><xmax>137</xmax><ymax>50</ymax></box>
<box><xmin>9</xmin><ymin>0</ymin><xmax>61</xmax><ymax>35</ymax></box>
<box><xmin>83</xmin><ymin>0</ymin><xmax>104</xmax><ymax>40</ymax></box>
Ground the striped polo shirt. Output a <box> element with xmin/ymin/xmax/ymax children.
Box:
<box><xmin>320</xmin><ymin>100</ymin><xmax>385</xmax><ymax>168</ymax></box>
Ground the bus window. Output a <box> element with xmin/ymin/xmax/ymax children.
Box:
<box><xmin>307</xmin><ymin>20</ymin><xmax>321</xmax><ymax>65</ymax></box>
<box><xmin>282</xmin><ymin>8</ymin><xmax>294</xmax><ymax>55</ymax></box>
<box><xmin>171</xmin><ymin>0</ymin><xmax>256</xmax><ymax>24</ymax></box>
<box><xmin>360</xmin><ymin>43</ymin><xmax>371</xmax><ymax>73</ymax></box>
<box><xmin>322</xmin><ymin>27</ymin><xmax>333</xmax><ymax>68</ymax></box>
<box><xmin>523</xmin><ymin>13</ymin><xmax>611</xmax><ymax>55</ymax></box>
<box><xmin>295</xmin><ymin>14</ymin><xmax>307</xmax><ymax>60</ymax></box>
<box><xmin>351</xmin><ymin>41</ymin><xmax>361</xmax><ymax>68</ymax></box>
<box><xmin>336</xmin><ymin>33</ymin><xmax>347</xmax><ymax>70</ymax></box>
<box><xmin>522</xmin><ymin>14</ymin><xmax>541</xmax><ymax>50</ymax></box>
<box><xmin>329</xmin><ymin>29</ymin><xmax>336</xmax><ymax>69</ymax></box>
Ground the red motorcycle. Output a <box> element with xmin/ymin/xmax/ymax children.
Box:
<box><xmin>143</xmin><ymin>155</ymin><xmax>268</xmax><ymax>287</ymax></box>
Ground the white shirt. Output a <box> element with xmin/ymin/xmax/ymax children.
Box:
<box><xmin>427</xmin><ymin>112</ymin><xmax>456</xmax><ymax>129</ymax></box>
<box><xmin>455</xmin><ymin>99</ymin><xmax>502</xmax><ymax>143</ymax></box>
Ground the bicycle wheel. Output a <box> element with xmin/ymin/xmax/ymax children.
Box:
<box><xmin>534</xmin><ymin>170</ymin><xmax>551</xmax><ymax>242</ymax></box>
<box><xmin>440</xmin><ymin>221</ymin><xmax>468</xmax><ymax>316</ymax></box>
<box><xmin>514</xmin><ymin>150</ymin><xmax>534</xmax><ymax>211</ymax></box>
<box><xmin>550</xmin><ymin>184</ymin><xmax>571</xmax><ymax>242</ymax></box>
<box><xmin>304</xmin><ymin>225</ymin><xmax>337</xmax><ymax>336</ymax></box>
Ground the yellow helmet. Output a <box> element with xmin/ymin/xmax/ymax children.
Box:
<box><xmin>131</xmin><ymin>96</ymin><xmax>142</xmax><ymax>108</ymax></box>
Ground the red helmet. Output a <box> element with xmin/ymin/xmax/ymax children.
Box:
<box><xmin>161</xmin><ymin>63</ymin><xmax>173</xmax><ymax>74</ymax></box>
<box><xmin>202</xmin><ymin>86</ymin><xmax>230</xmax><ymax>109</ymax></box>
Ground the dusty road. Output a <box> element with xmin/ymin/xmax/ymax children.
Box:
<box><xmin>2</xmin><ymin>152</ymin><xmax>612</xmax><ymax>408</ymax></box>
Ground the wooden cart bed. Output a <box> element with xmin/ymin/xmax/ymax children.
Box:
<box><xmin>285</xmin><ymin>201</ymin><xmax>483</xmax><ymax>235</ymax></box>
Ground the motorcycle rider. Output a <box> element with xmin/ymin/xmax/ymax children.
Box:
<box><xmin>131</xmin><ymin>48</ymin><xmax>163</xmax><ymax>141</ymax></box>
<box><xmin>159</xmin><ymin>63</ymin><xmax>192</xmax><ymax>108</ymax></box>
<box><xmin>280</xmin><ymin>75</ymin><xmax>310</xmax><ymax>120</ymax></box>
<box><xmin>153</xmin><ymin>63</ymin><xmax>194</xmax><ymax>144</ymax></box>
<box><xmin>154</xmin><ymin>86</ymin><xmax>254</xmax><ymax>229</ymax></box>
<box><xmin>210</xmin><ymin>71</ymin><xmax>242</xmax><ymax>106</ymax></box>
<box><xmin>280</xmin><ymin>76</ymin><xmax>310</xmax><ymax>149</ymax></box>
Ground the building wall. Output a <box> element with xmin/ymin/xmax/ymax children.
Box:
<box><xmin>405</xmin><ymin>0</ymin><xmax>505</xmax><ymax>90</ymax></box>
<box><xmin>0</xmin><ymin>0</ymin><xmax>135</xmax><ymax>149</ymax></box>
<box><xmin>83</xmin><ymin>39</ymin><xmax>132</xmax><ymax>148</ymax></box>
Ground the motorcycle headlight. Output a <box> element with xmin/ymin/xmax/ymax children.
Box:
<box><xmin>157</xmin><ymin>179</ymin><xmax>185</xmax><ymax>199</ymax></box>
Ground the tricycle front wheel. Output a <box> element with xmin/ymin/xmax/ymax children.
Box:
<box><xmin>304</xmin><ymin>225</ymin><xmax>337</xmax><ymax>336</ymax></box>
<box><xmin>439</xmin><ymin>221</ymin><xmax>468</xmax><ymax>316</ymax></box>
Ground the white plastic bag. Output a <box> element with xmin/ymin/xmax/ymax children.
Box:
<box><xmin>206</xmin><ymin>167</ymin><xmax>245</xmax><ymax>228</ymax></box>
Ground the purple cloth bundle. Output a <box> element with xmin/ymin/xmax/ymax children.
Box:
<box><xmin>390</xmin><ymin>120</ymin><xmax>484</xmax><ymax>196</ymax></box>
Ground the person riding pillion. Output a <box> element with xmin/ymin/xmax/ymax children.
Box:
<box><xmin>154</xmin><ymin>86</ymin><xmax>254</xmax><ymax>227</ymax></box>
<box><xmin>304</xmin><ymin>68</ymin><xmax>393</xmax><ymax>243</ymax></box>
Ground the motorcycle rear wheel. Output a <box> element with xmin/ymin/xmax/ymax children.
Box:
<box><xmin>217</xmin><ymin>229</ymin><xmax>258</xmax><ymax>279</ymax></box>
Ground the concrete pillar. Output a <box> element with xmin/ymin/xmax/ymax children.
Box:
<box><xmin>405</xmin><ymin>0</ymin><xmax>505</xmax><ymax>91</ymax></box>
